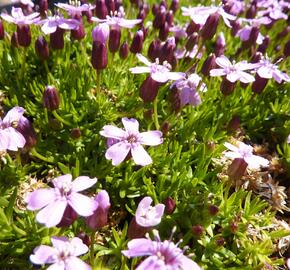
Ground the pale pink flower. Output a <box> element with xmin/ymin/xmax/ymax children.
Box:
<box><xmin>1</xmin><ymin>7</ymin><xmax>39</xmax><ymax>25</ymax></box>
<box><xmin>174</xmin><ymin>46</ymin><xmax>203</xmax><ymax>60</ymax></box>
<box><xmin>135</xmin><ymin>197</ymin><xmax>165</xmax><ymax>227</ymax></box>
<box><xmin>210</xmin><ymin>55</ymin><xmax>256</xmax><ymax>83</ymax></box>
<box><xmin>30</xmin><ymin>236</ymin><xmax>91</xmax><ymax>270</ymax></box>
<box><xmin>55</xmin><ymin>3</ymin><xmax>95</xmax><ymax>18</ymax></box>
<box><xmin>11</xmin><ymin>0</ymin><xmax>34</xmax><ymax>7</ymax></box>
<box><xmin>25</xmin><ymin>174</ymin><xmax>97</xmax><ymax>227</ymax></box>
<box><xmin>130</xmin><ymin>54</ymin><xmax>185</xmax><ymax>83</ymax></box>
<box><xmin>224</xmin><ymin>141</ymin><xmax>269</xmax><ymax>169</ymax></box>
<box><xmin>100</xmin><ymin>118</ymin><xmax>163</xmax><ymax>166</ymax></box>
<box><xmin>257</xmin><ymin>0</ymin><xmax>289</xmax><ymax>20</ymax></box>
<box><xmin>169</xmin><ymin>25</ymin><xmax>187</xmax><ymax>39</ymax></box>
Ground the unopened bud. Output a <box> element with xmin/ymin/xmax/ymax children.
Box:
<box><xmin>227</xmin><ymin>115</ymin><xmax>240</xmax><ymax>132</ymax></box>
<box><xmin>17</xmin><ymin>117</ymin><xmax>37</xmax><ymax>148</ymax></box>
<box><xmin>152</xmin><ymin>3</ymin><xmax>159</xmax><ymax>16</ymax></box>
<box><xmin>109</xmin><ymin>28</ymin><xmax>121</xmax><ymax>53</ymax></box>
<box><xmin>95</xmin><ymin>0</ymin><xmax>108</xmax><ymax>19</ymax></box>
<box><xmin>91</xmin><ymin>41</ymin><xmax>108</xmax><ymax>70</ymax></box>
<box><xmin>119</xmin><ymin>41</ymin><xmax>129</xmax><ymax>59</ymax></box>
<box><xmin>159</xmin><ymin>22</ymin><xmax>169</xmax><ymax>41</ymax></box>
<box><xmin>170</xmin><ymin>0</ymin><xmax>179</xmax><ymax>13</ymax></box>
<box><xmin>186</xmin><ymin>33</ymin><xmax>198</xmax><ymax>52</ymax></box>
<box><xmin>215</xmin><ymin>237</ymin><xmax>225</xmax><ymax>246</ymax></box>
<box><xmin>130</xmin><ymin>30</ymin><xmax>144</xmax><ymax>54</ymax></box>
<box><xmin>153</xmin><ymin>7</ymin><xmax>166</xmax><ymax>29</ymax></box>
<box><xmin>166</xmin><ymin>11</ymin><xmax>174</xmax><ymax>26</ymax></box>
<box><xmin>11</xmin><ymin>32</ymin><xmax>19</xmax><ymax>47</ymax></box>
<box><xmin>70</xmin><ymin>128</ymin><xmax>81</xmax><ymax>139</ymax></box>
<box><xmin>246</xmin><ymin>4</ymin><xmax>257</xmax><ymax>19</ymax></box>
<box><xmin>228</xmin><ymin>158</ymin><xmax>248</xmax><ymax>182</ymax></box>
<box><xmin>148</xmin><ymin>39</ymin><xmax>161</xmax><ymax>62</ymax></box>
<box><xmin>71</xmin><ymin>23</ymin><xmax>85</xmax><ymax>40</ymax></box>
<box><xmin>50</xmin><ymin>27</ymin><xmax>64</xmax><ymax>50</ymax></box>
<box><xmin>140</xmin><ymin>76</ymin><xmax>161</xmax><ymax>103</ymax></box>
<box><xmin>186</xmin><ymin>20</ymin><xmax>201</xmax><ymax>35</ymax></box>
<box><xmin>257</xmin><ymin>35</ymin><xmax>270</xmax><ymax>54</ymax></box>
<box><xmin>35</xmin><ymin>36</ymin><xmax>49</xmax><ymax>60</ymax></box>
<box><xmin>77</xmin><ymin>232</ymin><xmax>91</xmax><ymax>246</ymax></box>
<box><xmin>208</xmin><ymin>204</ymin><xmax>219</xmax><ymax>216</ymax></box>
<box><xmin>17</xmin><ymin>25</ymin><xmax>31</xmax><ymax>47</ymax></box>
<box><xmin>220</xmin><ymin>77</ymin><xmax>236</xmax><ymax>95</ymax></box>
<box><xmin>230</xmin><ymin>221</ymin><xmax>238</xmax><ymax>233</ymax></box>
<box><xmin>284</xmin><ymin>40</ymin><xmax>290</xmax><ymax>57</ymax></box>
<box><xmin>192</xmin><ymin>225</ymin><xmax>204</xmax><ymax>238</ymax></box>
<box><xmin>252</xmin><ymin>74</ymin><xmax>268</xmax><ymax>94</ymax></box>
<box><xmin>201</xmin><ymin>53</ymin><xmax>216</xmax><ymax>76</ymax></box>
<box><xmin>230</xmin><ymin>20</ymin><xmax>241</xmax><ymax>37</ymax></box>
<box><xmin>214</xmin><ymin>32</ymin><xmax>226</xmax><ymax>56</ymax></box>
<box><xmin>161</xmin><ymin>121</ymin><xmax>170</xmax><ymax>137</ymax></box>
<box><xmin>201</xmin><ymin>12</ymin><xmax>220</xmax><ymax>41</ymax></box>
<box><xmin>43</xmin><ymin>86</ymin><xmax>60</xmax><ymax>111</ymax></box>
<box><xmin>0</xmin><ymin>20</ymin><xmax>4</xmax><ymax>40</ymax></box>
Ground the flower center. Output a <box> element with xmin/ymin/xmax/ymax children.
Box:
<box><xmin>127</xmin><ymin>134</ymin><xmax>137</xmax><ymax>144</ymax></box>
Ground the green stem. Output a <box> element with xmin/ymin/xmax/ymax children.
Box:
<box><xmin>153</xmin><ymin>97</ymin><xmax>160</xmax><ymax>130</ymax></box>
<box><xmin>30</xmin><ymin>148</ymin><xmax>54</xmax><ymax>163</ymax></box>
<box><xmin>96</xmin><ymin>70</ymin><xmax>101</xmax><ymax>93</ymax></box>
<box><xmin>90</xmin><ymin>230</ymin><xmax>96</xmax><ymax>266</ymax></box>
<box><xmin>52</xmin><ymin>110</ymin><xmax>73</xmax><ymax>127</ymax></box>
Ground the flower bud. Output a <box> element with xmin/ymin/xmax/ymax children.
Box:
<box><xmin>137</xmin><ymin>8</ymin><xmax>147</xmax><ymax>22</ymax></box>
<box><xmin>105</xmin><ymin>0</ymin><xmax>115</xmax><ymax>13</ymax></box>
<box><xmin>201</xmin><ymin>12</ymin><xmax>220</xmax><ymax>41</ymax></box>
<box><xmin>214</xmin><ymin>32</ymin><xmax>226</xmax><ymax>56</ymax></box>
<box><xmin>230</xmin><ymin>20</ymin><xmax>241</xmax><ymax>37</ymax></box>
<box><xmin>140</xmin><ymin>76</ymin><xmax>161</xmax><ymax>103</ymax></box>
<box><xmin>86</xmin><ymin>190</ymin><xmax>110</xmax><ymax>230</ymax></box>
<box><xmin>242</xmin><ymin>26</ymin><xmax>259</xmax><ymax>49</ymax></box>
<box><xmin>92</xmin><ymin>23</ymin><xmax>109</xmax><ymax>43</ymax></box>
<box><xmin>276</xmin><ymin>26</ymin><xmax>290</xmax><ymax>40</ymax></box>
<box><xmin>284</xmin><ymin>40</ymin><xmax>290</xmax><ymax>57</ymax></box>
<box><xmin>227</xmin><ymin>115</ymin><xmax>240</xmax><ymax>132</ymax></box>
<box><xmin>143</xmin><ymin>109</ymin><xmax>153</xmax><ymax>120</ymax></box>
<box><xmin>250</xmin><ymin>51</ymin><xmax>263</xmax><ymax>63</ymax></box>
<box><xmin>91</xmin><ymin>41</ymin><xmax>108</xmax><ymax>70</ymax></box>
<box><xmin>160</xmin><ymin>0</ymin><xmax>167</xmax><ymax>9</ymax></box>
<box><xmin>159</xmin><ymin>37</ymin><xmax>175</xmax><ymax>64</ymax></box>
<box><xmin>192</xmin><ymin>225</ymin><xmax>204</xmax><ymax>238</ymax></box>
<box><xmin>252</xmin><ymin>74</ymin><xmax>268</xmax><ymax>94</ymax></box>
<box><xmin>163</xmin><ymin>197</ymin><xmax>176</xmax><ymax>214</ymax></box>
<box><xmin>170</xmin><ymin>0</ymin><xmax>179</xmax><ymax>13</ymax></box>
<box><xmin>77</xmin><ymin>232</ymin><xmax>91</xmax><ymax>246</ymax></box>
<box><xmin>257</xmin><ymin>35</ymin><xmax>270</xmax><ymax>54</ymax></box>
<box><xmin>70</xmin><ymin>128</ymin><xmax>82</xmax><ymax>139</ymax></box>
<box><xmin>43</xmin><ymin>86</ymin><xmax>60</xmax><ymax>111</ymax></box>
<box><xmin>230</xmin><ymin>221</ymin><xmax>238</xmax><ymax>233</ymax></box>
<box><xmin>57</xmin><ymin>205</ymin><xmax>78</xmax><ymax>228</ymax></box>
<box><xmin>108</xmin><ymin>28</ymin><xmax>121</xmax><ymax>53</ymax></box>
<box><xmin>228</xmin><ymin>158</ymin><xmax>248</xmax><ymax>182</ymax></box>
<box><xmin>11</xmin><ymin>32</ymin><xmax>19</xmax><ymax>48</ymax></box>
<box><xmin>246</xmin><ymin>4</ymin><xmax>257</xmax><ymax>19</ymax></box>
<box><xmin>208</xmin><ymin>204</ymin><xmax>219</xmax><ymax>216</ymax></box>
<box><xmin>152</xmin><ymin>3</ymin><xmax>159</xmax><ymax>16</ymax></box>
<box><xmin>215</xmin><ymin>237</ymin><xmax>225</xmax><ymax>246</ymax></box>
<box><xmin>148</xmin><ymin>39</ymin><xmax>161</xmax><ymax>62</ymax></box>
<box><xmin>35</xmin><ymin>36</ymin><xmax>49</xmax><ymax>60</ymax></box>
<box><xmin>0</xmin><ymin>20</ymin><xmax>4</xmax><ymax>40</ymax></box>
<box><xmin>128</xmin><ymin>217</ymin><xmax>150</xmax><ymax>239</ymax></box>
<box><xmin>153</xmin><ymin>7</ymin><xmax>166</xmax><ymax>29</ymax></box>
<box><xmin>95</xmin><ymin>0</ymin><xmax>108</xmax><ymax>19</ymax></box>
<box><xmin>161</xmin><ymin>121</ymin><xmax>170</xmax><ymax>137</ymax></box>
<box><xmin>159</xmin><ymin>22</ymin><xmax>169</xmax><ymax>41</ymax></box>
<box><xmin>119</xmin><ymin>41</ymin><xmax>129</xmax><ymax>59</ymax></box>
<box><xmin>50</xmin><ymin>27</ymin><xmax>64</xmax><ymax>50</ymax></box>
<box><xmin>39</xmin><ymin>0</ymin><xmax>48</xmax><ymax>17</ymax></box>
<box><xmin>220</xmin><ymin>78</ymin><xmax>236</xmax><ymax>95</ymax></box>
<box><xmin>166</xmin><ymin>11</ymin><xmax>174</xmax><ymax>26</ymax></box>
<box><xmin>185</xmin><ymin>32</ymin><xmax>198</xmax><ymax>52</ymax></box>
<box><xmin>17</xmin><ymin>25</ymin><xmax>31</xmax><ymax>47</ymax></box>
<box><xmin>130</xmin><ymin>30</ymin><xmax>144</xmax><ymax>54</ymax></box>
<box><xmin>186</xmin><ymin>20</ymin><xmax>200</xmax><ymax>35</ymax></box>
<box><xmin>17</xmin><ymin>117</ymin><xmax>37</xmax><ymax>148</ymax></box>
<box><xmin>201</xmin><ymin>53</ymin><xmax>216</xmax><ymax>76</ymax></box>
<box><xmin>71</xmin><ymin>23</ymin><xmax>86</xmax><ymax>40</ymax></box>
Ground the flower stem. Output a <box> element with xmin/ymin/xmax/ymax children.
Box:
<box><xmin>90</xmin><ymin>230</ymin><xmax>96</xmax><ymax>266</ymax></box>
<box><xmin>153</xmin><ymin>98</ymin><xmax>160</xmax><ymax>130</ymax></box>
<box><xmin>52</xmin><ymin>110</ymin><xmax>73</xmax><ymax>127</ymax></box>
<box><xmin>30</xmin><ymin>148</ymin><xmax>54</xmax><ymax>163</ymax></box>
<box><xmin>96</xmin><ymin>70</ymin><xmax>101</xmax><ymax>93</ymax></box>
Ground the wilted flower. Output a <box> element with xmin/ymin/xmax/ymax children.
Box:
<box><xmin>30</xmin><ymin>236</ymin><xmax>91</xmax><ymax>270</ymax></box>
<box><xmin>0</xmin><ymin>106</ymin><xmax>26</xmax><ymax>151</ymax></box>
<box><xmin>100</xmin><ymin>117</ymin><xmax>163</xmax><ymax>166</ymax></box>
<box><xmin>122</xmin><ymin>230</ymin><xmax>201</xmax><ymax>270</ymax></box>
<box><xmin>25</xmin><ymin>174</ymin><xmax>97</xmax><ymax>227</ymax></box>
<box><xmin>1</xmin><ymin>7</ymin><xmax>39</xmax><ymax>25</ymax></box>
<box><xmin>224</xmin><ymin>141</ymin><xmax>269</xmax><ymax>169</ymax></box>
<box><xmin>210</xmin><ymin>55</ymin><xmax>256</xmax><ymax>83</ymax></box>
<box><xmin>130</xmin><ymin>54</ymin><xmax>185</xmax><ymax>83</ymax></box>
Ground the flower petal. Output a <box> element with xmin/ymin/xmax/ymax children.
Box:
<box><xmin>100</xmin><ymin>125</ymin><xmax>126</xmax><ymax>140</ymax></box>
<box><xmin>25</xmin><ymin>188</ymin><xmax>56</xmax><ymax>210</ymax></box>
<box><xmin>68</xmin><ymin>193</ymin><xmax>96</xmax><ymax>216</ymax></box>
<box><xmin>224</xmin><ymin>142</ymin><xmax>239</xmax><ymax>152</ymax></box>
<box><xmin>70</xmin><ymin>237</ymin><xmax>89</xmax><ymax>256</ymax></box>
<box><xmin>122</xmin><ymin>238</ymin><xmax>153</xmax><ymax>258</ymax></box>
<box><xmin>3</xmin><ymin>106</ymin><xmax>25</xmax><ymax>125</ymax></box>
<box><xmin>210</xmin><ymin>68</ymin><xmax>227</xmax><ymax>77</ymax></box>
<box><xmin>30</xmin><ymin>245</ymin><xmax>57</xmax><ymax>265</ymax></box>
<box><xmin>5</xmin><ymin>127</ymin><xmax>26</xmax><ymax>151</ymax></box>
<box><xmin>129</xmin><ymin>66</ymin><xmax>151</xmax><ymax>74</ymax></box>
<box><xmin>139</xmin><ymin>131</ymin><xmax>163</xmax><ymax>146</ymax></box>
<box><xmin>151</xmin><ymin>71</ymin><xmax>170</xmax><ymax>83</ymax></box>
<box><xmin>245</xmin><ymin>155</ymin><xmax>269</xmax><ymax>169</ymax></box>
<box><xmin>65</xmin><ymin>257</ymin><xmax>91</xmax><ymax>270</ymax></box>
<box><xmin>136</xmin><ymin>54</ymin><xmax>152</xmax><ymax>66</ymax></box>
<box><xmin>105</xmin><ymin>142</ymin><xmax>131</xmax><ymax>166</ymax></box>
<box><xmin>180</xmin><ymin>255</ymin><xmax>201</xmax><ymax>270</ymax></box>
<box><xmin>136</xmin><ymin>256</ymin><xmax>163</xmax><ymax>270</ymax></box>
<box><xmin>71</xmin><ymin>176</ymin><xmax>97</xmax><ymax>192</ymax></box>
<box><xmin>122</xmin><ymin>118</ymin><xmax>139</xmax><ymax>134</ymax></box>
<box><xmin>216</xmin><ymin>55</ymin><xmax>231</xmax><ymax>68</ymax></box>
<box><xmin>51</xmin><ymin>236</ymin><xmax>69</xmax><ymax>249</ymax></box>
<box><xmin>131</xmin><ymin>144</ymin><xmax>152</xmax><ymax>166</ymax></box>
<box><xmin>166</xmin><ymin>72</ymin><xmax>186</xmax><ymax>81</ymax></box>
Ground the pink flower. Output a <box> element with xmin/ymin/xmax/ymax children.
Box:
<box><xmin>11</xmin><ymin>0</ymin><xmax>34</xmax><ymax>8</ymax></box>
<box><xmin>135</xmin><ymin>197</ymin><xmax>165</xmax><ymax>227</ymax></box>
<box><xmin>30</xmin><ymin>236</ymin><xmax>91</xmax><ymax>270</ymax></box>
<box><xmin>25</xmin><ymin>174</ymin><xmax>97</xmax><ymax>227</ymax></box>
<box><xmin>130</xmin><ymin>54</ymin><xmax>185</xmax><ymax>83</ymax></box>
<box><xmin>181</xmin><ymin>5</ymin><xmax>236</xmax><ymax>27</ymax></box>
<box><xmin>224</xmin><ymin>141</ymin><xmax>269</xmax><ymax>169</ymax></box>
<box><xmin>55</xmin><ymin>3</ymin><xmax>95</xmax><ymax>18</ymax></box>
<box><xmin>1</xmin><ymin>7</ymin><xmax>39</xmax><ymax>25</ymax></box>
<box><xmin>122</xmin><ymin>230</ymin><xmax>201</xmax><ymax>270</ymax></box>
<box><xmin>36</xmin><ymin>15</ymin><xmax>80</xmax><ymax>35</ymax></box>
<box><xmin>0</xmin><ymin>106</ymin><xmax>26</xmax><ymax>151</ymax></box>
<box><xmin>210</xmin><ymin>55</ymin><xmax>256</xmax><ymax>83</ymax></box>
<box><xmin>257</xmin><ymin>0</ymin><xmax>289</xmax><ymax>20</ymax></box>
<box><xmin>100</xmin><ymin>118</ymin><xmax>163</xmax><ymax>166</ymax></box>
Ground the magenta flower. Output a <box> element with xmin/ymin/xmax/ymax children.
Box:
<box><xmin>254</xmin><ymin>57</ymin><xmax>290</xmax><ymax>83</ymax></box>
<box><xmin>25</xmin><ymin>174</ymin><xmax>97</xmax><ymax>227</ymax></box>
<box><xmin>92</xmin><ymin>23</ymin><xmax>109</xmax><ymax>43</ymax></box>
<box><xmin>130</xmin><ymin>54</ymin><xmax>185</xmax><ymax>83</ymax></box>
<box><xmin>135</xmin><ymin>197</ymin><xmax>165</xmax><ymax>227</ymax></box>
<box><xmin>55</xmin><ymin>3</ymin><xmax>95</xmax><ymax>18</ymax></box>
<box><xmin>224</xmin><ymin>142</ymin><xmax>269</xmax><ymax>169</ymax></box>
<box><xmin>0</xmin><ymin>106</ymin><xmax>26</xmax><ymax>151</ymax></box>
<box><xmin>1</xmin><ymin>7</ymin><xmax>39</xmax><ymax>25</ymax></box>
<box><xmin>122</xmin><ymin>230</ymin><xmax>201</xmax><ymax>270</ymax></box>
<box><xmin>181</xmin><ymin>5</ymin><xmax>236</xmax><ymax>27</ymax></box>
<box><xmin>100</xmin><ymin>118</ymin><xmax>163</xmax><ymax>166</ymax></box>
<box><xmin>36</xmin><ymin>15</ymin><xmax>80</xmax><ymax>35</ymax></box>
<box><xmin>30</xmin><ymin>236</ymin><xmax>91</xmax><ymax>270</ymax></box>
<box><xmin>92</xmin><ymin>7</ymin><xmax>141</xmax><ymax>29</ymax></box>
<box><xmin>210</xmin><ymin>55</ymin><xmax>256</xmax><ymax>83</ymax></box>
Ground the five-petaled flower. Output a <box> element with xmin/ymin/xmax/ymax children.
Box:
<box><xmin>30</xmin><ymin>236</ymin><xmax>91</xmax><ymax>270</ymax></box>
<box><xmin>224</xmin><ymin>141</ymin><xmax>269</xmax><ymax>169</ymax></box>
<box><xmin>25</xmin><ymin>174</ymin><xmax>97</xmax><ymax>227</ymax></box>
<box><xmin>122</xmin><ymin>230</ymin><xmax>201</xmax><ymax>270</ymax></box>
<box><xmin>130</xmin><ymin>54</ymin><xmax>185</xmax><ymax>83</ymax></box>
<box><xmin>100</xmin><ymin>117</ymin><xmax>163</xmax><ymax>166</ymax></box>
<box><xmin>1</xmin><ymin>7</ymin><xmax>39</xmax><ymax>25</ymax></box>
<box><xmin>210</xmin><ymin>55</ymin><xmax>256</xmax><ymax>83</ymax></box>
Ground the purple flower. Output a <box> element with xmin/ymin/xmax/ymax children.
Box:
<box><xmin>135</xmin><ymin>197</ymin><xmax>165</xmax><ymax>227</ymax></box>
<box><xmin>224</xmin><ymin>141</ymin><xmax>269</xmax><ymax>169</ymax></box>
<box><xmin>25</xmin><ymin>174</ymin><xmax>97</xmax><ymax>227</ymax></box>
<box><xmin>1</xmin><ymin>7</ymin><xmax>39</xmax><ymax>25</ymax></box>
<box><xmin>36</xmin><ymin>15</ymin><xmax>80</xmax><ymax>35</ymax></box>
<box><xmin>92</xmin><ymin>23</ymin><xmax>109</xmax><ymax>43</ymax></box>
<box><xmin>30</xmin><ymin>236</ymin><xmax>91</xmax><ymax>270</ymax></box>
<box><xmin>11</xmin><ymin>0</ymin><xmax>34</xmax><ymax>8</ymax></box>
<box><xmin>174</xmin><ymin>45</ymin><xmax>203</xmax><ymax>60</ymax></box>
<box><xmin>181</xmin><ymin>5</ymin><xmax>236</xmax><ymax>27</ymax></box>
<box><xmin>0</xmin><ymin>107</ymin><xmax>26</xmax><ymax>151</ymax></box>
<box><xmin>210</xmin><ymin>55</ymin><xmax>256</xmax><ymax>83</ymax></box>
<box><xmin>55</xmin><ymin>3</ymin><xmax>95</xmax><ymax>18</ymax></box>
<box><xmin>257</xmin><ymin>0</ymin><xmax>289</xmax><ymax>20</ymax></box>
<box><xmin>169</xmin><ymin>25</ymin><xmax>187</xmax><ymax>39</ymax></box>
<box><xmin>92</xmin><ymin>7</ymin><xmax>141</xmax><ymax>29</ymax></box>
<box><xmin>122</xmin><ymin>230</ymin><xmax>201</xmax><ymax>270</ymax></box>
<box><xmin>130</xmin><ymin>54</ymin><xmax>185</xmax><ymax>83</ymax></box>
<box><xmin>100</xmin><ymin>118</ymin><xmax>163</xmax><ymax>166</ymax></box>
<box><xmin>254</xmin><ymin>57</ymin><xmax>290</xmax><ymax>83</ymax></box>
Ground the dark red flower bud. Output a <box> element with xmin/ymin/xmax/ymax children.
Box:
<box><xmin>230</xmin><ymin>20</ymin><xmax>241</xmax><ymax>37</ymax></box>
<box><xmin>166</xmin><ymin>11</ymin><xmax>174</xmax><ymax>26</ymax></box>
<box><xmin>185</xmin><ymin>32</ymin><xmax>198</xmax><ymax>52</ymax></box>
<box><xmin>128</xmin><ymin>217</ymin><xmax>150</xmax><ymax>239</ymax></box>
<box><xmin>242</xmin><ymin>26</ymin><xmax>259</xmax><ymax>49</ymax></box>
<box><xmin>228</xmin><ymin>158</ymin><xmax>248</xmax><ymax>181</ymax></box>
<box><xmin>130</xmin><ymin>30</ymin><xmax>144</xmax><ymax>54</ymax></box>
<box><xmin>163</xmin><ymin>197</ymin><xmax>176</xmax><ymax>214</ymax></box>
<box><xmin>214</xmin><ymin>33</ymin><xmax>226</xmax><ymax>56</ymax></box>
<box><xmin>159</xmin><ymin>37</ymin><xmax>175</xmax><ymax>64</ymax></box>
<box><xmin>11</xmin><ymin>32</ymin><xmax>19</xmax><ymax>48</ymax></box>
<box><xmin>105</xmin><ymin>0</ymin><xmax>115</xmax><ymax>13</ymax></box>
<box><xmin>50</xmin><ymin>27</ymin><xmax>64</xmax><ymax>50</ymax></box>
<box><xmin>227</xmin><ymin>115</ymin><xmax>240</xmax><ymax>132</ymax></box>
<box><xmin>91</xmin><ymin>41</ymin><xmax>108</xmax><ymax>70</ymax></box>
<box><xmin>201</xmin><ymin>12</ymin><xmax>220</xmax><ymax>41</ymax></box>
<box><xmin>170</xmin><ymin>0</ymin><xmax>179</xmax><ymax>13</ymax></box>
<box><xmin>153</xmin><ymin>7</ymin><xmax>166</xmax><ymax>29</ymax></box>
<box><xmin>17</xmin><ymin>117</ymin><xmax>37</xmax><ymax>148</ymax></box>
<box><xmin>159</xmin><ymin>22</ymin><xmax>169</xmax><ymax>41</ymax></box>
<box><xmin>71</xmin><ymin>23</ymin><xmax>86</xmax><ymax>40</ymax></box>
<box><xmin>142</xmin><ymin>3</ymin><xmax>150</xmax><ymax>15</ymax></box>
<box><xmin>17</xmin><ymin>25</ymin><xmax>31</xmax><ymax>47</ymax></box>
<box><xmin>276</xmin><ymin>26</ymin><xmax>290</xmax><ymax>40</ymax></box>
<box><xmin>77</xmin><ymin>232</ymin><xmax>91</xmax><ymax>247</ymax></box>
<box><xmin>220</xmin><ymin>78</ymin><xmax>236</xmax><ymax>95</ymax></box>
<box><xmin>137</xmin><ymin>9</ymin><xmax>147</xmax><ymax>22</ymax></box>
<box><xmin>39</xmin><ymin>0</ymin><xmax>48</xmax><ymax>17</ymax></box>
<box><xmin>252</xmin><ymin>74</ymin><xmax>268</xmax><ymax>93</ymax></box>
<box><xmin>43</xmin><ymin>86</ymin><xmax>60</xmax><ymax>111</ymax></box>
<box><xmin>148</xmin><ymin>39</ymin><xmax>161</xmax><ymax>62</ymax></box>
<box><xmin>192</xmin><ymin>225</ymin><xmax>204</xmax><ymax>238</ymax></box>
<box><xmin>201</xmin><ymin>53</ymin><xmax>216</xmax><ymax>76</ymax></box>
<box><xmin>257</xmin><ymin>35</ymin><xmax>270</xmax><ymax>54</ymax></box>
<box><xmin>0</xmin><ymin>20</ymin><xmax>4</xmax><ymax>40</ymax></box>
<box><xmin>108</xmin><ymin>28</ymin><xmax>121</xmax><ymax>53</ymax></box>
<box><xmin>284</xmin><ymin>40</ymin><xmax>290</xmax><ymax>57</ymax></box>
<box><xmin>70</xmin><ymin>128</ymin><xmax>82</xmax><ymax>139</ymax></box>
<box><xmin>246</xmin><ymin>4</ymin><xmax>257</xmax><ymax>18</ymax></box>
<box><xmin>83</xmin><ymin>8</ymin><xmax>93</xmax><ymax>23</ymax></box>
<box><xmin>119</xmin><ymin>41</ymin><xmax>129</xmax><ymax>59</ymax></box>
<box><xmin>230</xmin><ymin>221</ymin><xmax>238</xmax><ymax>233</ymax></box>
<box><xmin>186</xmin><ymin>20</ymin><xmax>201</xmax><ymax>35</ymax></box>
<box><xmin>152</xmin><ymin>3</ymin><xmax>159</xmax><ymax>16</ymax></box>
<box><xmin>95</xmin><ymin>0</ymin><xmax>108</xmax><ymax>19</ymax></box>
<box><xmin>169</xmin><ymin>86</ymin><xmax>181</xmax><ymax>112</ymax></box>
<box><xmin>57</xmin><ymin>205</ymin><xmax>78</xmax><ymax>228</ymax></box>
<box><xmin>250</xmin><ymin>51</ymin><xmax>263</xmax><ymax>63</ymax></box>
<box><xmin>140</xmin><ymin>76</ymin><xmax>161</xmax><ymax>103</ymax></box>
<box><xmin>216</xmin><ymin>237</ymin><xmax>225</xmax><ymax>246</ymax></box>
<box><xmin>208</xmin><ymin>204</ymin><xmax>219</xmax><ymax>216</ymax></box>
<box><xmin>35</xmin><ymin>36</ymin><xmax>49</xmax><ymax>60</ymax></box>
